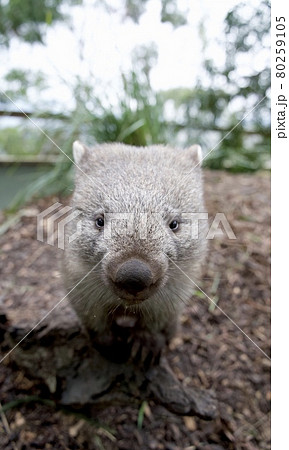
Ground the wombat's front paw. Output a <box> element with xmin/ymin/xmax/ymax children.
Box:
<box><xmin>88</xmin><ymin>329</ymin><xmax>132</xmax><ymax>363</ymax></box>
<box><xmin>128</xmin><ymin>332</ymin><xmax>166</xmax><ymax>369</ymax></box>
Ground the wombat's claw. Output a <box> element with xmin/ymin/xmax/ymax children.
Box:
<box><xmin>143</xmin><ymin>351</ymin><xmax>154</xmax><ymax>370</ymax></box>
<box><xmin>128</xmin><ymin>335</ymin><xmax>162</xmax><ymax>369</ymax></box>
<box><xmin>131</xmin><ymin>340</ymin><xmax>143</xmax><ymax>364</ymax></box>
<box><xmin>153</xmin><ymin>350</ymin><xmax>161</xmax><ymax>366</ymax></box>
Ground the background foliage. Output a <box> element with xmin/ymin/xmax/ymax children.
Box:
<box><xmin>0</xmin><ymin>0</ymin><xmax>270</xmax><ymax>208</ymax></box>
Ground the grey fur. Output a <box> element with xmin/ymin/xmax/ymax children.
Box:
<box><xmin>63</xmin><ymin>142</ymin><xmax>207</xmax><ymax>349</ymax></box>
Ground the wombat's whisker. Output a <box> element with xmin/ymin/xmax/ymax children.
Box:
<box><xmin>108</xmin><ymin>303</ymin><xmax>121</xmax><ymax>317</ymax></box>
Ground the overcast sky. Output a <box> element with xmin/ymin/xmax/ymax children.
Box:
<box><xmin>1</xmin><ymin>0</ymin><xmax>267</xmax><ymax>110</ymax></box>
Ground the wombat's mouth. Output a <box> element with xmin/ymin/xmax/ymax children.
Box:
<box><xmin>112</xmin><ymin>282</ymin><xmax>159</xmax><ymax>304</ymax></box>
<box><xmin>120</xmin><ymin>297</ymin><xmax>149</xmax><ymax>306</ymax></box>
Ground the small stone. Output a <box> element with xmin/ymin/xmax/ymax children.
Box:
<box><xmin>183</xmin><ymin>416</ymin><xmax>197</xmax><ymax>431</ymax></box>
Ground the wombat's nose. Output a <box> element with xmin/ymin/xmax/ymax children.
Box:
<box><xmin>114</xmin><ymin>259</ymin><xmax>153</xmax><ymax>296</ymax></box>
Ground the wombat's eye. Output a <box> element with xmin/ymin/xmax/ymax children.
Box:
<box><xmin>169</xmin><ymin>219</ymin><xmax>179</xmax><ymax>231</ymax></box>
<box><xmin>95</xmin><ymin>216</ymin><xmax>104</xmax><ymax>229</ymax></box>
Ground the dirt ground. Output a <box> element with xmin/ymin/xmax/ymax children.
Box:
<box><xmin>0</xmin><ymin>170</ymin><xmax>271</xmax><ymax>450</ymax></box>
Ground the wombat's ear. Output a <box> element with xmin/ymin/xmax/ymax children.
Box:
<box><xmin>186</xmin><ymin>144</ymin><xmax>203</xmax><ymax>166</ymax></box>
<box><xmin>73</xmin><ymin>141</ymin><xmax>87</xmax><ymax>165</ymax></box>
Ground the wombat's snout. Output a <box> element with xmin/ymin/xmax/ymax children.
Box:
<box><xmin>114</xmin><ymin>259</ymin><xmax>153</xmax><ymax>297</ymax></box>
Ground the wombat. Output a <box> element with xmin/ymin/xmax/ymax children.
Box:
<box><xmin>63</xmin><ymin>141</ymin><xmax>207</xmax><ymax>364</ymax></box>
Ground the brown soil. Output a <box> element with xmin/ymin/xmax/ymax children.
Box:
<box><xmin>0</xmin><ymin>170</ymin><xmax>270</xmax><ymax>450</ymax></box>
